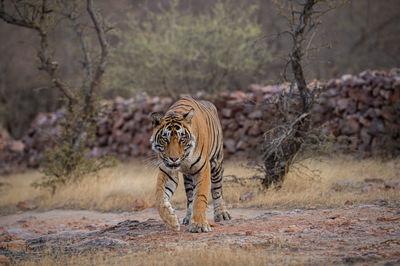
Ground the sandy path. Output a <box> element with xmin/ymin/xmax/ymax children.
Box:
<box><xmin>1</xmin><ymin>205</ymin><xmax>399</xmax><ymax>264</ymax></box>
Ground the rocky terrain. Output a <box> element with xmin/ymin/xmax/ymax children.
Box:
<box><xmin>0</xmin><ymin>204</ymin><xmax>399</xmax><ymax>265</ymax></box>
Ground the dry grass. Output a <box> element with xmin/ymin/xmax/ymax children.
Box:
<box><xmin>244</xmin><ymin>156</ymin><xmax>400</xmax><ymax>209</ymax></box>
<box><xmin>19</xmin><ymin>245</ymin><xmax>312</xmax><ymax>266</ymax></box>
<box><xmin>0</xmin><ymin>156</ymin><xmax>399</xmax><ymax>214</ymax></box>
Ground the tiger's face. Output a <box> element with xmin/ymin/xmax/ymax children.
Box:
<box><xmin>150</xmin><ymin>109</ymin><xmax>195</xmax><ymax>170</ymax></box>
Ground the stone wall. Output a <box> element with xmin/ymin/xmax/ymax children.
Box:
<box><xmin>0</xmin><ymin>68</ymin><xmax>399</xmax><ymax>169</ymax></box>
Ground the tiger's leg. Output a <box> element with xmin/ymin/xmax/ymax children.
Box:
<box><xmin>211</xmin><ymin>159</ymin><xmax>231</xmax><ymax>222</ymax></box>
<box><xmin>183</xmin><ymin>174</ymin><xmax>194</xmax><ymax>225</ymax></box>
<box><xmin>155</xmin><ymin>168</ymin><xmax>180</xmax><ymax>231</ymax></box>
<box><xmin>189</xmin><ymin>162</ymin><xmax>211</xmax><ymax>233</ymax></box>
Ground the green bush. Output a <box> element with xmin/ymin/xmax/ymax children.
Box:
<box><xmin>106</xmin><ymin>0</ymin><xmax>271</xmax><ymax>96</ymax></box>
<box><xmin>32</xmin><ymin>106</ymin><xmax>117</xmax><ymax>194</ymax></box>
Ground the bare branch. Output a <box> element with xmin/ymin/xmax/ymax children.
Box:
<box><xmin>60</xmin><ymin>0</ymin><xmax>92</xmax><ymax>96</ymax></box>
<box><xmin>86</xmin><ymin>0</ymin><xmax>108</xmax><ymax>102</ymax></box>
<box><xmin>0</xmin><ymin>0</ymin><xmax>77</xmax><ymax>105</ymax></box>
<box><xmin>0</xmin><ymin>4</ymin><xmax>40</xmax><ymax>30</ymax></box>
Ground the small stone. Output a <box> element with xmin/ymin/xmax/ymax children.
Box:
<box><xmin>329</xmin><ymin>214</ymin><xmax>340</xmax><ymax>220</ymax></box>
<box><xmin>10</xmin><ymin>141</ymin><xmax>24</xmax><ymax>153</ymax></box>
<box><xmin>344</xmin><ymin>200</ymin><xmax>353</xmax><ymax>206</ymax></box>
<box><xmin>209</xmin><ymin>221</ymin><xmax>218</xmax><ymax>228</ymax></box>
<box><xmin>248</xmin><ymin>110</ymin><xmax>262</xmax><ymax>119</ymax></box>
<box><xmin>0</xmin><ymin>255</ymin><xmax>10</xmax><ymax>266</ymax></box>
<box><xmin>16</xmin><ymin>200</ymin><xmax>37</xmax><ymax>211</ymax></box>
<box><xmin>245</xmin><ymin>231</ymin><xmax>253</xmax><ymax>236</ymax></box>
<box><xmin>371</xmin><ymin>199</ymin><xmax>387</xmax><ymax>206</ymax></box>
<box><xmin>222</xmin><ymin>108</ymin><xmax>233</xmax><ymax>118</ymax></box>
<box><xmin>384</xmin><ymin>178</ymin><xmax>400</xmax><ymax>190</ymax></box>
<box><xmin>224</xmin><ymin>139</ymin><xmax>236</xmax><ymax>153</ymax></box>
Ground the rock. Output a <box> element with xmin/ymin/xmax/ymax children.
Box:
<box><xmin>132</xmin><ymin>199</ymin><xmax>155</xmax><ymax>211</ymax></box>
<box><xmin>377</xmin><ymin>216</ymin><xmax>400</xmax><ymax>222</ymax></box>
<box><xmin>367</xmin><ymin>119</ymin><xmax>385</xmax><ymax>136</ymax></box>
<box><xmin>344</xmin><ymin>200</ymin><xmax>353</xmax><ymax>206</ymax></box>
<box><xmin>10</xmin><ymin>141</ymin><xmax>24</xmax><ymax>153</ymax></box>
<box><xmin>248</xmin><ymin>110</ymin><xmax>262</xmax><ymax>119</ymax></box>
<box><xmin>371</xmin><ymin>199</ymin><xmax>387</xmax><ymax>206</ymax></box>
<box><xmin>247</xmin><ymin>125</ymin><xmax>260</xmax><ymax>136</ymax></box>
<box><xmin>236</xmin><ymin>140</ymin><xmax>248</xmax><ymax>151</ymax></box>
<box><xmin>222</xmin><ymin>108</ymin><xmax>233</xmax><ymax>118</ymax></box>
<box><xmin>0</xmin><ymin>240</ymin><xmax>27</xmax><ymax>252</ymax></box>
<box><xmin>0</xmin><ymin>255</ymin><xmax>10</xmax><ymax>265</ymax></box>
<box><xmin>384</xmin><ymin>178</ymin><xmax>400</xmax><ymax>190</ymax></box>
<box><xmin>261</xmin><ymin>85</ymin><xmax>280</xmax><ymax>94</ymax></box>
<box><xmin>341</xmin><ymin>117</ymin><xmax>359</xmax><ymax>135</ymax></box>
<box><xmin>245</xmin><ymin>231</ymin><xmax>254</xmax><ymax>236</ymax></box>
<box><xmin>360</xmin><ymin>128</ymin><xmax>371</xmax><ymax>145</ymax></box>
<box><xmin>224</xmin><ymin>139</ymin><xmax>236</xmax><ymax>153</ymax></box>
<box><xmin>337</xmin><ymin>98</ymin><xmax>349</xmax><ymax>111</ymax></box>
<box><xmin>16</xmin><ymin>200</ymin><xmax>37</xmax><ymax>211</ymax></box>
<box><xmin>341</xmin><ymin>74</ymin><xmax>354</xmax><ymax>86</ymax></box>
<box><xmin>364</xmin><ymin>177</ymin><xmax>384</xmax><ymax>183</ymax></box>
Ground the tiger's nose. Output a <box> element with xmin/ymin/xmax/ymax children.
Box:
<box><xmin>169</xmin><ymin>156</ymin><xmax>179</xmax><ymax>162</ymax></box>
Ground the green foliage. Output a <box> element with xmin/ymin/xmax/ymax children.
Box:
<box><xmin>106</xmin><ymin>0</ymin><xmax>270</xmax><ymax>96</ymax></box>
<box><xmin>33</xmin><ymin>104</ymin><xmax>117</xmax><ymax>194</ymax></box>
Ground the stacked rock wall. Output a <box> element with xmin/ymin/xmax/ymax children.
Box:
<box><xmin>316</xmin><ymin>69</ymin><xmax>400</xmax><ymax>155</ymax></box>
<box><xmin>1</xmin><ymin>69</ymin><xmax>399</xmax><ymax>168</ymax></box>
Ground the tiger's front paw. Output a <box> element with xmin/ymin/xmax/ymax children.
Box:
<box><xmin>214</xmin><ymin>208</ymin><xmax>231</xmax><ymax>222</ymax></box>
<box><xmin>183</xmin><ymin>215</ymin><xmax>190</xmax><ymax>225</ymax></box>
<box><xmin>157</xmin><ymin>202</ymin><xmax>180</xmax><ymax>231</ymax></box>
<box><xmin>189</xmin><ymin>220</ymin><xmax>211</xmax><ymax>233</ymax></box>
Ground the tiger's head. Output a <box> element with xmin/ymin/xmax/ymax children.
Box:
<box><xmin>150</xmin><ymin>109</ymin><xmax>196</xmax><ymax>170</ymax></box>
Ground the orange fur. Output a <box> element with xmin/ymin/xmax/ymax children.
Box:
<box><xmin>151</xmin><ymin>97</ymin><xmax>231</xmax><ymax>233</ymax></box>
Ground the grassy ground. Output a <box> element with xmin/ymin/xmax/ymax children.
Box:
<box><xmin>20</xmin><ymin>246</ymin><xmax>311</xmax><ymax>266</ymax></box>
<box><xmin>0</xmin><ymin>156</ymin><xmax>399</xmax><ymax>214</ymax></box>
<box><xmin>1</xmin><ymin>156</ymin><xmax>400</xmax><ymax>266</ymax></box>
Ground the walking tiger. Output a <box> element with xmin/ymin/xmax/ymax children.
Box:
<box><xmin>150</xmin><ymin>96</ymin><xmax>231</xmax><ymax>233</ymax></box>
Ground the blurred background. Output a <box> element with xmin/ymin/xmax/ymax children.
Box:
<box><xmin>1</xmin><ymin>0</ymin><xmax>399</xmax><ymax>139</ymax></box>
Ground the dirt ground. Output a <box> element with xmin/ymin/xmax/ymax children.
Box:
<box><xmin>1</xmin><ymin>204</ymin><xmax>399</xmax><ymax>265</ymax></box>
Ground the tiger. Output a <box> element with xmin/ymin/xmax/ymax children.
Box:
<box><xmin>150</xmin><ymin>96</ymin><xmax>231</xmax><ymax>233</ymax></box>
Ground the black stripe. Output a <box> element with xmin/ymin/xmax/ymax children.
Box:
<box><xmin>211</xmin><ymin>176</ymin><xmax>222</xmax><ymax>184</ymax></box>
<box><xmin>209</xmin><ymin>115</ymin><xmax>217</xmax><ymax>156</ymax></box>
<box><xmin>154</xmin><ymin>127</ymin><xmax>164</xmax><ymax>141</ymax></box>
<box><xmin>212</xmin><ymin>163</ymin><xmax>223</xmax><ymax>178</ymax></box>
<box><xmin>192</xmin><ymin>159</ymin><xmax>206</xmax><ymax>176</ymax></box>
<box><xmin>212</xmin><ymin>194</ymin><xmax>222</xmax><ymax>200</ymax></box>
<box><xmin>170</xmin><ymin>103</ymin><xmax>193</xmax><ymax>109</ymax></box>
<box><xmin>160</xmin><ymin>168</ymin><xmax>178</xmax><ymax>187</ymax></box>
<box><xmin>212</xmin><ymin>185</ymin><xmax>222</xmax><ymax>191</ymax></box>
<box><xmin>165</xmin><ymin>186</ymin><xmax>174</xmax><ymax>195</ymax></box>
<box><xmin>198</xmin><ymin>194</ymin><xmax>208</xmax><ymax>204</ymax></box>
<box><xmin>190</xmin><ymin>144</ymin><xmax>204</xmax><ymax>169</ymax></box>
<box><xmin>211</xmin><ymin>140</ymin><xmax>220</xmax><ymax>161</ymax></box>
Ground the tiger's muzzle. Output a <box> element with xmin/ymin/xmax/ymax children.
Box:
<box><xmin>164</xmin><ymin>156</ymin><xmax>182</xmax><ymax>170</ymax></box>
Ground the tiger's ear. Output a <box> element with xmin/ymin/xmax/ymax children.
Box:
<box><xmin>183</xmin><ymin>108</ymin><xmax>194</xmax><ymax>124</ymax></box>
<box><xmin>151</xmin><ymin>112</ymin><xmax>164</xmax><ymax>127</ymax></box>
